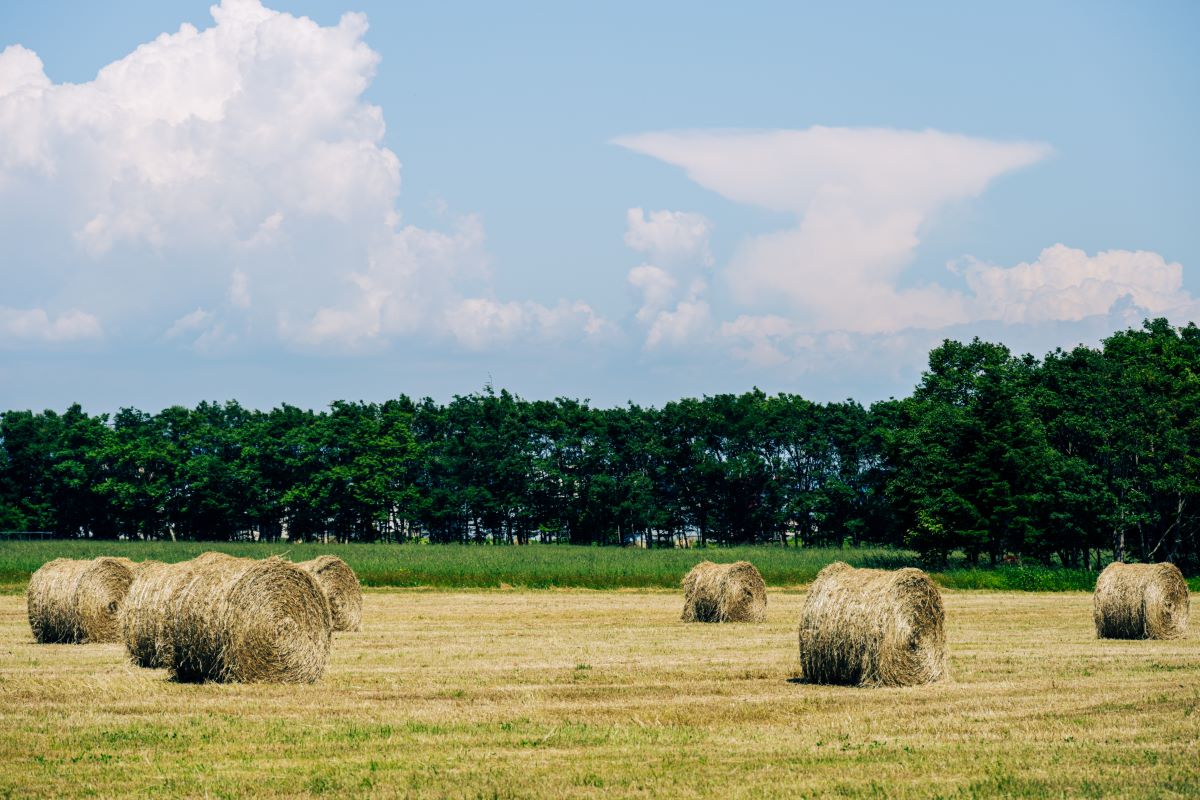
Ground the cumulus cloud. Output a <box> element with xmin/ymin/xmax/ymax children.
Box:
<box><xmin>718</xmin><ymin>244</ymin><xmax>1197</xmax><ymax>373</ymax></box>
<box><xmin>645</xmin><ymin>298</ymin><xmax>712</xmax><ymax>350</ymax></box>
<box><xmin>624</xmin><ymin>207</ymin><xmax>712</xmax><ymax>265</ymax></box>
<box><xmin>616</xmin><ymin>127</ymin><xmax>1051</xmax><ymax>333</ymax></box>
<box><xmin>165</xmin><ymin>308</ymin><xmax>214</xmax><ymax>339</ymax></box>
<box><xmin>627</xmin><ymin>265</ymin><xmax>677</xmax><ymax>323</ymax></box>
<box><xmin>0</xmin><ymin>0</ymin><xmax>604</xmax><ymax>354</ymax></box>
<box><xmin>623</xmin><ymin>207</ymin><xmax>716</xmax><ymax>350</ymax></box>
<box><xmin>443</xmin><ymin>298</ymin><xmax>613</xmax><ymax>351</ymax></box>
<box><xmin>964</xmin><ymin>244</ymin><xmax>1194</xmax><ymax>324</ymax></box>
<box><xmin>0</xmin><ymin>308</ymin><xmax>102</xmax><ymax>344</ymax></box>
<box><xmin>616</xmin><ymin>128</ymin><xmax>1197</xmax><ymax>377</ymax></box>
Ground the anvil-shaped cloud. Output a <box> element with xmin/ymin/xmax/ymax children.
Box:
<box><xmin>615</xmin><ymin>127</ymin><xmax>1051</xmax><ymax>333</ymax></box>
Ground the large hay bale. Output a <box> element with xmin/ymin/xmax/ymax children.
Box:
<box><xmin>120</xmin><ymin>559</ymin><xmax>194</xmax><ymax>668</ymax></box>
<box><xmin>680</xmin><ymin>560</ymin><xmax>767</xmax><ymax>623</ymax></box>
<box><xmin>297</xmin><ymin>555</ymin><xmax>362</xmax><ymax>632</ymax></box>
<box><xmin>191</xmin><ymin>551</ymin><xmax>239</xmax><ymax>566</ymax></box>
<box><xmin>26</xmin><ymin>557</ymin><xmax>135</xmax><ymax>644</ymax></box>
<box><xmin>1093</xmin><ymin>561</ymin><xmax>1190</xmax><ymax>640</ymax></box>
<box><xmin>167</xmin><ymin>555</ymin><xmax>332</xmax><ymax>683</ymax></box>
<box><xmin>798</xmin><ymin>561</ymin><xmax>948</xmax><ymax>687</ymax></box>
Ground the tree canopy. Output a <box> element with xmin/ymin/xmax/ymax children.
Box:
<box><xmin>3</xmin><ymin>319</ymin><xmax>1198</xmax><ymax>573</ymax></box>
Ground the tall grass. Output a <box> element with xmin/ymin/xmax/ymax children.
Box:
<box><xmin>2</xmin><ymin>541</ymin><xmax>1194</xmax><ymax>593</ymax></box>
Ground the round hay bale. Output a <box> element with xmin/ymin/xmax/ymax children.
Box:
<box><xmin>191</xmin><ymin>551</ymin><xmax>240</xmax><ymax>566</ymax></box>
<box><xmin>798</xmin><ymin>561</ymin><xmax>948</xmax><ymax>687</ymax></box>
<box><xmin>26</xmin><ymin>557</ymin><xmax>135</xmax><ymax>644</ymax></box>
<box><xmin>680</xmin><ymin>560</ymin><xmax>767</xmax><ymax>623</ymax></box>
<box><xmin>167</xmin><ymin>555</ymin><xmax>332</xmax><ymax>683</ymax></box>
<box><xmin>297</xmin><ymin>555</ymin><xmax>362</xmax><ymax>632</ymax></box>
<box><xmin>1093</xmin><ymin>561</ymin><xmax>1190</xmax><ymax>640</ymax></box>
<box><xmin>120</xmin><ymin>560</ymin><xmax>194</xmax><ymax>668</ymax></box>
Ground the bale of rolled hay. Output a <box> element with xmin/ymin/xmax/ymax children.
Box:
<box><xmin>167</xmin><ymin>555</ymin><xmax>332</xmax><ymax>683</ymax></box>
<box><xmin>680</xmin><ymin>560</ymin><xmax>767</xmax><ymax>623</ymax></box>
<box><xmin>297</xmin><ymin>555</ymin><xmax>362</xmax><ymax>632</ymax></box>
<box><xmin>27</xmin><ymin>557</ymin><xmax>135</xmax><ymax>644</ymax></box>
<box><xmin>798</xmin><ymin>561</ymin><xmax>948</xmax><ymax>687</ymax></box>
<box><xmin>120</xmin><ymin>559</ymin><xmax>193</xmax><ymax>668</ymax></box>
<box><xmin>191</xmin><ymin>551</ymin><xmax>240</xmax><ymax>566</ymax></box>
<box><xmin>1093</xmin><ymin>561</ymin><xmax>1190</xmax><ymax>640</ymax></box>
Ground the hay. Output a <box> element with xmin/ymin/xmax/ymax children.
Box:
<box><xmin>297</xmin><ymin>556</ymin><xmax>363</xmax><ymax>632</ymax></box>
<box><xmin>798</xmin><ymin>561</ymin><xmax>948</xmax><ymax>687</ymax></box>
<box><xmin>120</xmin><ymin>560</ymin><xmax>193</xmax><ymax>668</ymax></box>
<box><xmin>680</xmin><ymin>560</ymin><xmax>767</xmax><ymax>623</ymax></box>
<box><xmin>191</xmin><ymin>551</ymin><xmax>239</xmax><ymax>566</ymax></box>
<box><xmin>167</xmin><ymin>555</ymin><xmax>332</xmax><ymax>683</ymax></box>
<box><xmin>26</xmin><ymin>557</ymin><xmax>135</xmax><ymax>644</ymax></box>
<box><xmin>1093</xmin><ymin>561</ymin><xmax>1190</xmax><ymax>640</ymax></box>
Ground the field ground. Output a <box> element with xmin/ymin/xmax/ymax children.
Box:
<box><xmin>1</xmin><ymin>589</ymin><xmax>1198</xmax><ymax>798</ymax></box>
<box><xmin>2</xmin><ymin>540</ymin><xmax>1176</xmax><ymax>593</ymax></box>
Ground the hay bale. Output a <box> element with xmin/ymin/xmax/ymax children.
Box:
<box><xmin>120</xmin><ymin>560</ymin><xmax>194</xmax><ymax>668</ymax></box>
<box><xmin>26</xmin><ymin>557</ymin><xmax>135</xmax><ymax>644</ymax></box>
<box><xmin>798</xmin><ymin>561</ymin><xmax>948</xmax><ymax>687</ymax></box>
<box><xmin>1093</xmin><ymin>561</ymin><xmax>1190</xmax><ymax>640</ymax></box>
<box><xmin>167</xmin><ymin>555</ymin><xmax>332</xmax><ymax>683</ymax></box>
<box><xmin>680</xmin><ymin>560</ymin><xmax>767</xmax><ymax>623</ymax></box>
<box><xmin>297</xmin><ymin>555</ymin><xmax>363</xmax><ymax>632</ymax></box>
<box><xmin>191</xmin><ymin>551</ymin><xmax>239</xmax><ymax>566</ymax></box>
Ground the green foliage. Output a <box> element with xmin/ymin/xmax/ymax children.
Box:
<box><xmin>2</xmin><ymin>318</ymin><xmax>1200</xmax><ymax>576</ymax></box>
<box><xmin>0</xmin><ymin>540</ymin><xmax>1150</xmax><ymax>593</ymax></box>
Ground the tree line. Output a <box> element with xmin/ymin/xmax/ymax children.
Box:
<box><xmin>2</xmin><ymin>319</ymin><xmax>1198</xmax><ymax>572</ymax></box>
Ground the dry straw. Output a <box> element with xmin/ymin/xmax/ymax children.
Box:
<box><xmin>27</xmin><ymin>557</ymin><xmax>135</xmax><ymax>644</ymax></box>
<box><xmin>297</xmin><ymin>555</ymin><xmax>363</xmax><ymax>632</ymax></box>
<box><xmin>798</xmin><ymin>561</ymin><xmax>948</xmax><ymax>687</ymax></box>
<box><xmin>680</xmin><ymin>560</ymin><xmax>767</xmax><ymax>623</ymax></box>
<box><xmin>1093</xmin><ymin>561</ymin><xmax>1190</xmax><ymax>640</ymax></box>
<box><xmin>120</xmin><ymin>559</ymin><xmax>193</xmax><ymax>668</ymax></box>
<box><xmin>167</xmin><ymin>554</ymin><xmax>332</xmax><ymax>683</ymax></box>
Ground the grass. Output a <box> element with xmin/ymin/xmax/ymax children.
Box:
<box><xmin>1</xmin><ymin>540</ymin><xmax>1196</xmax><ymax>594</ymax></box>
<box><xmin>1</xmin><ymin>588</ymin><xmax>1197</xmax><ymax>797</ymax></box>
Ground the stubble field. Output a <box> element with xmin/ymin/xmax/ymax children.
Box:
<box><xmin>1</xmin><ymin>589</ymin><xmax>1197</xmax><ymax>798</ymax></box>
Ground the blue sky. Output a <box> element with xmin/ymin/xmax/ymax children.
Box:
<box><xmin>1</xmin><ymin>0</ymin><xmax>1197</xmax><ymax>411</ymax></box>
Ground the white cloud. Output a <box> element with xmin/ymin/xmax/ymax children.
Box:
<box><xmin>165</xmin><ymin>308</ymin><xmax>213</xmax><ymax>339</ymax></box>
<box><xmin>624</xmin><ymin>207</ymin><xmax>712</xmax><ymax>265</ymax></box>
<box><xmin>0</xmin><ymin>0</ymin><xmax>603</xmax><ymax>354</ymax></box>
<box><xmin>443</xmin><ymin>298</ymin><xmax>613</xmax><ymax>351</ymax></box>
<box><xmin>627</xmin><ymin>265</ymin><xmax>677</xmax><ymax>323</ymax></box>
<box><xmin>1</xmin><ymin>3</ymin><xmax>397</xmax><ymax>254</ymax></box>
<box><xmin>645</xmin><ymin>298</ymin><xmax>712</xmax><ymax>350</ymax></box>
<box><xmin>616</xmin><ymin>127</ymin><xmax>1050</xmax><ymax>333</ymax></box>
<box><xmin>229</xmin><ymin>270</ymin><xmax>251</xmax><ymax>309</ymax></box>
<box><xmin>964</xmin><ymin>244</ymin><xmax>1193</xmax><ymax>324</ymax></box>
<box><xmin>623</xmin><ymin>207</ymin><xmax>716</xmax><ymax>350</ymax></box>
<box><xmin>0</xmin><ymin>307</ymin><xmax>102</xmax><ymax>344</ymax></box>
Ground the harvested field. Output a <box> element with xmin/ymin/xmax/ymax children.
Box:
<box><xmin>0</xmin><ymin>589</ymin><xmax>1197</xmax><ymax>798</ymax></box>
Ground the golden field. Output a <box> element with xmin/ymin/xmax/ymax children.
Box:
<box><xmin>1</xmin><ymin>589</ymin><xmax>1197</xmax><ymax>798</ymax></box>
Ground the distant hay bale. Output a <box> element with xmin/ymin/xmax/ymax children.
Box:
<box><xmin>167</xmin><ymin>555</ymin><xmax>332</xmax><ymax>683</ymax></box>
<box><xmin>191</xmin><ymin>551</ymin><xmax>239</xmax><ymax>566</ymax></box>
<box><xmin>798</xmin><ymin>561</ymin><xmax>948</xmax><ymax>687</ymax></box>
<box><xmin>120</xmin><ymin>560</ymin><xmax>193</xmax><ymax>668</ymax></box>
<box><xmin>297</xmin><ymin>555</ymin><xmax>363</xmax><ymax>632</ymax></box>
<box><xmin>680</xmin><ymin>560</ymin><xmax>767</xmax><ymax>623</ymax></box>
<box><xmin>26</xmin><ymin>557</ymin><xmax>135</xmax><ymax>644</ymax></box>
<box><xmin>1093</xmin><ymin>562</ymin><xmax>1190</xmax><ymax>640</ymax></box>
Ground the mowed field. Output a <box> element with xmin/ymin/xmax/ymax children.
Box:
<box><xmin>1</xmin><ymin>589</ymin><xmax>1198</xmax><ymax>799</ymax></box>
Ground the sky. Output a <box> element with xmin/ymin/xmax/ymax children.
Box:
<box><xmin>1</xmin><ymin>0</ymin><xmax>1197</xmax><ymax>412</ymax></box>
